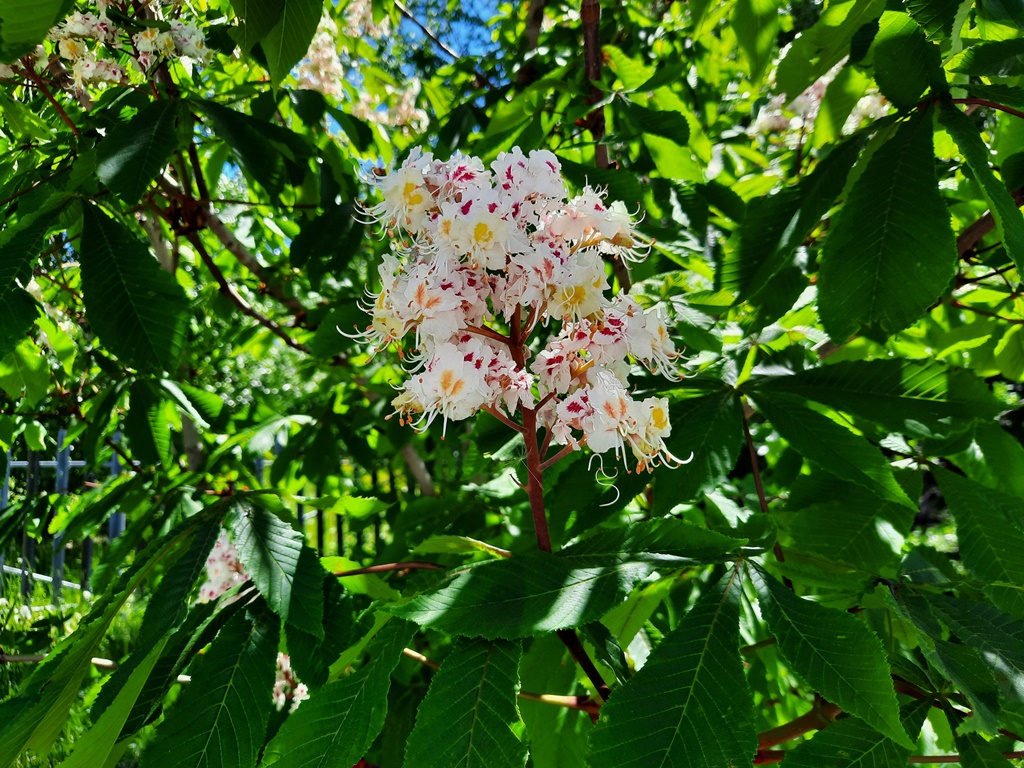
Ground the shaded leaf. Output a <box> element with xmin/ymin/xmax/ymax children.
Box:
<box><xmin>0</xmin><ymin>0</ymin><xmax>72</xmax><ymax>61</ymax></box>
<box><xmin>659</xmin><ymin>392</ymin><xmax>743</xmax><ymax>502</ymax></box>
<box><xmin>80</xmin><ymin>205</ymin><xmax>189</xmax><ymax>372</ymax></box>
<box><xmin>818</xmin><ymin>108</ymin><xmax>956</xmax><ymax>340</ymax></box>
<box><xmin>752</xmin><ymin>566</ymin><xmax>911</xmax><ymax>747</ymax></box>
<box><xmin>260</xmin><ymin>0</ymin><xmax>322</xmax><ymax>87</ymax></box>
<box><xmin>141</xmin><ymin>604</ymin><xmax>279</xmax><ymax>768</ymax></box>
<box><xmin>939</xmin><ymin>99</ymin><xmax>1024</xmax><ymax>272</ymax></box>
<box><xmin>950</xmin><ymin>39</ymin><xmax>1024</xmax><ymax>77</ymax></box>
<box><xmin>747</xmin><ymin>359</ymin><xmax>1002</xmax><ymax>439</ymax></box>
<box><xmin>97</xmin><ymin>101</ymin><xmax>186</xmax><ymax>203</ymax></box>
<box><xmin>229</xmin><ymin>502</ymin><xmax>325</xmax><ymax>638</ymax></box>
<box><xmin>784</xmin><ymin>699</ymin><xmax>930</xmax><ymax>768</ymax></box>
<box><xmin>261</xmin><ymin>618</ymin><xmax>415</xmax><ymax>768</ymax></box>
<box><xmin>402</xmin><ymin>639</ymin><xmax>527</xmax><ymax>768</ymax></box>
<box><xmin>588</xmin><ymin>570</ymin><xmax>756</xmax><ymax>768</ymax></box>
<box><xmin>935</xmin><ymin>469</ymin><xmax>1024</xmax><ymax>619</ymax></box>
<box><xmin>907</xmin><ymin>0</ymin><xmax>968</xmax><ymax>40</ymax></box>
<box><xmin>229</xmin><ymin>0</ymin><xmax>284</xmax><ymax>52</ymax></box>
<box><xmin>871</xmin><ymin>12</ymin><xmax>943</xmax><ymax>110</ymax></box>
<box><xmin>750</xmin><ymin>392</ymin><xmax>914</xmax><ymax>507</ymax></box>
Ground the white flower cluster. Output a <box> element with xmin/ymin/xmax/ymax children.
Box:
<box><xmin>273</xmin><ymin>653</ymin><xmax>310</xmax><ymax>713</ymax></box>
<box><xmin>750</xmin><ymin>60</ymin><xmax>890</xmax><ymax>144</ymax></box>
<box><xmin>198</xmin><ymin>530</ymin><xmax>248</xmax><ymax>602</ymax></box>
<box><xmin>47</xmin><ymin>6</ymin><xmax>208</xmax><ymax>90</ymax></box>
<box><xmin>361</xmin><ymin>148</ymin><xmax>684</xmax><ymax>472</ymax></box>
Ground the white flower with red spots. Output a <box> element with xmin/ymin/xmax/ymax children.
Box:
<box><xmin>198</xmin><ymin>530</ymin><xmax>248</xmax><ymax>603</ymax></box>
<box><xmin>358</xmin><ymin>148</ymin><xmax>686</xmax><ymax>471</ymax></box>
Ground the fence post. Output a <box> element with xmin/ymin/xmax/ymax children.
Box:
<box><xmin>21</xmin><ymin>450</ymin><xmax>40</xmax><ymax>598</ymax></box>
<box><xmin>51</xmin><ymin>429</ymin><xmax>70</xmax><ymax>605</ymax></box>
<box><xmin>0</xmin><ymin>450</ymin><xmax>10</xmax><ymax>599</ymax></box>
<box><xmin>106</xmin><ymin>432</ymin><xmax>125</xmax><ymax>540</ymax></box>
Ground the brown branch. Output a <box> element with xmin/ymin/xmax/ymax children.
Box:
<box><xmin>950</xmin><ymin>299</ymin><xmax>1024</xmax><ymax>325</ymax></box>
<box><xmin>956</xmin><ymin>187</ymin><xmax>1024</xmax><ymax>257</ymax></box>
<box><xmin>185</xmin><ymin>232</ymin><xmax>312</xmax><ymax>354</ymax></box>
<box><xmin>950</xmin><ymin>97</ymin><xmax>1024</xmax><ymax>122</ymax></box>
<box><xmin>334</xmin><ymin>562</ymin><xmax>442</xmax><ymax>577</ymax></box>
<box><xmin>556</xmin><ymin>628</ymin><xmax>612</xmax><ymax>702</ymax></box>
<box><xmin>401</xmin><ymin>443</ymin><xmax>436</xmax><ymax>496</ymax></box>
<box><xmin>0</xmin><ymin>167</ymin><xmax>72</xmax><ymax>210</ymax></box>
<box><xmin>22</xmin><ymin>63</ymin><xmax>79</xmax><ymax>137</ymax></box>
<box><xmin>581</xmin><ymin>0</ymin><xmax>607</xmax><ymax>169</ymax></box>
<box><xmin>742</xmin><ymin>401</ymin><xmax>789</xmax><ymax>575</ymax></box>
<box><xmin>757</xmin><ymin>699</ymin><xmax>842</xmax><ymax>749</ymax></box>
<box><xmin>516</xmin><ymin>0</ymin><xmax>550</xmax><ymax>87</ymax></box>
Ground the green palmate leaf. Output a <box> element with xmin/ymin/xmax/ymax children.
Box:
<box><xmin>141</xmin><ymin>604</ymin><xmax>279</xmax><ymax>768</ymax></box>
<box><xmin>871</xmin><ymin>12</ymin><xmax>943</xmax><ymax>111</ymax></box>
<box><xmin>261</xmin><ymin>618</ymin><xmax>415</xmax><ymax>768</ymax></box>
<box><xmin>732</xmin><ymin>0</ymin><xmax>780</xmax><ymax>85</ymax></box>
<box><xmin>228</xmin><ymin>502</ymin><xmax>325</xmax><ymax>638</ymax></box>
<box><xmin>260</xmin><ymin>0</ymin><xmax>322</xmax><ymax>87</ymax></box>
<box><xmin>950</xmin><ymin>39</ymin><xmax>1024</xmax><ymax>77</ymax></box>
<box><xmin>955</xmin><ymin>732</ymin><xmax>1018</xmax><ymax>767</ymax></box>
<box><xmin>286</xmin><ymin>577</ymin><xmax>355</xmax><ymax>690</ymax></box>
<box><xmin>818</xmin><ymin>108</ymin><xmax>957</xmax><ymax>341</ymax></box>
<box><xmin>412</xmin><ymin>535</ymin><xmax>511</xmax><ymax>559</ymax></box>
<box><xmin>0</xmin><ymin>219</ymin><xmax>48</xmax><ymax>359</ymax></box>
<box><xmin>721</xmin><ymin>134</ymin><xmax>866</xmax><ymax>300</ymax></box>
<box><xmin>775</xmin><ymin>0</ymin><xmax>886</xmax><ymax>98</ymax></box>
<box><xmin>123</xmin><ymin>380</ymin><xmax>171</xmax><ymax>467</ymax></box>
<box><xmin>786</xmin><ymin>491</ymin><xmax>910</xmax><ymax>575</ymax></box>
<box><xmin>402</xmin><ymin>639</ymin><xmax>527</xmax><ymax>768</ymax></box>
<box><xmin>940</xmin><ymin>100</ymin><xmax>1024</xmax><ymax>272</ymax></box>
<box><xmin>518</xmin><ymin>635</ymin><xmax>587</xmax><ymax>768</ymax></box>
<box><xmin>784</xmin><ymin>699</ymin><xmax>931</xmax><ymax>768</ymax></box>
<box><xmin>392</xmin><ymin>520</ymin><xmax>746</xmax><ymax>639</ymax></box>
<box><xmin>929</xmin><ymin>640</ymin><xmax>1002</xmax><ymax>733</ymax></box>
<box><xmin>933</xmin><ymin>596</ymin><xmax>1024</xmax><ymax>702</ymax></box>
<box><xmin>588</xmin><ymin>569</ymin><xmax>756</xmax><ymax>768</ymax></box>
<box><xmin>97</xmin><ymin>101</ymin><xmax>187</xmax><ymax>203</ymax></box>
<box><xmin>198</xmin><ymin>102</ymin><xmax>286</xmax><ymax>195</ymax></box>
<box><xmin>90</xmin><ymin>520</ymin><xmax>220</xmax><ymax>724</ymax></box>
<box><xmin>751</xmin><ymin>566</ymin><xmax>912</xmax><ymax>747</ymax></box>
<box><xmin>57</xmin><ymin>639</ymin><xmax>169</xmax><ymax>768</ymax></box>
<box><xmin>747</xmin><ymin>359</ymin><xmax>1002</xmax><ymax>439</ymax></box>
<box><xmin>907</xmin><ymin>0</ymin><xmax>967</xmax><ymax>39</ymax></box>
<box><xmin>79</xmin><ymin>205</ymin><xmax>189</xmax><ymax>372</ymax></box>
<box><xmin>0</xmin><ymin>337</ymin><xmax>48</xmax><ymax>405</ymax></box>
<box><xmin>0</xmin><ymin>0</ymin><xmax>72</xmax><ymax>61</ymax></box>
<box><xmin>935</xmin><ymin>470</ymin><xmax>1024</xmax><ymax>618</ymax></box>
<box><xmin>619</xmin><ymin>102</ymin><xmax>690</xmax><ymax>145</ymax></box>
<box><xmin>229</xmin><ymin>0</ymin><xmax>284</xmax><ymax>52</ymax></box>
<box><xmin>749</xmin><ymin>392</ymin><xmax>914</xmax><ymax>507</ymax></box>
<box><xmin>661</xmin><ymin>392</ymin><xmax>743</xmax><ymax>502</ymax></box>
<box><xmin>0</xmin><ymin>512</ymin><xmax>210</xmax><ymax>766</ymax></box>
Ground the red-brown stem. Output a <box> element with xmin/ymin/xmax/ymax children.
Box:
<box><xmin>334</xmin><ymin>562</ymin><xmax>441</xmax><ymax>577</ymax></box>
<box><xmin>757</xmin><ymin>700</ymin><xmax>841</xmax><ymax>749</ymax></box>
<box><xmin>581</xmin><ymin>0</ymin><xmax>608</xmax><ymax>169</ymax></box>
<box><xmin>950</xmin><ymin>300</ymin><xmax>1024</xmax><ymax>325</ymax></box>
<box><xmin>540</xmin><ymin>443</ymin><xmax>576</xmax><ymax>471</ymax></box>
<box><xmin>23</xmin><ymin>65</ymin><xmax>79</xmax><ymax>137</ymax></box>
<box><xmin>556</xmin><ymin>628</ymin><xmax>612</xmax><ymax>702</ymax></box>
<box><xmin>950</xmin><ymin>97</ymin><xmax>1024</xmax><ymax>121</ymax></box>
<box><xmin>521</xmin><ymin>405</ymin><xmax>553</xmax><ymax>553</ymax></box>
<box><xmin>482</xmin><ymin>404</ymin><xmax>526</xmax><ymax>433</ymax></box>
<box><xmin>909</xmin><ymin>752</ymin><xmax>1024</xmax><ymax>764</ymax></box>
<box><xmin>742</xmin><ymin>403</ymin><xmax>789</xmax><ymax>570</ymax></box>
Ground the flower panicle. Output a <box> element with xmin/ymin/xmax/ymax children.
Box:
<box><xmin>354</xmin><ymin>147</ymin><xmax>687</xmax><ymax>473</ymax></box>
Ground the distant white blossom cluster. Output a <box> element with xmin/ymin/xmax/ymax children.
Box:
<box><xmin>273</xmin><ymin>653</ymin><xmax>309</xmax><ymax>713</ymax></box>
<box><xmin>198</xmin><ymin>530</ymin><xmax>248</xmax><ymax>602</ymax></box>
<box><xmin>359</xmin><ymin>148</ymin><xmax>685</xmax><ymax>472</ymax></box>
<box><xmin>44</xmin><ymin>4</ymin><xmax>208</xmax><ymax>90</ymax></box>
<box><xmin>296</xmin><ymin>9</ymin><xmax>425</xmax><ymax>132</ymax></box>
<box><xmin>751</xmin><ymin>60</ymin><xmax>890</xmax><ymax>143</ymax></box>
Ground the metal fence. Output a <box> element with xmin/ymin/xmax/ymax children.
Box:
<box><xmin>1</xmin><ymin>429</ymin><xmax>123</xmax><ymax>604</ymax></box>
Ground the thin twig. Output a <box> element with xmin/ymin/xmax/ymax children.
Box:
<box><xmin>185</xmin><ymin>232</ymin><xmax>312</xmax><ymax>354</ymax></box>
<box><xmin>950</xmin><ymin>97</ymin><xmax>1024</xmax><ymax>122</ymax></box>
<box><xmin>334</xmin><ymin>561</ymin><xmax>441</xmax><ymax>577</ymax></box>
<box><xmin>950</xmin><ymin>300</ymin><xmax>1024</xmax><ymax>325</ymax></box>
<box><xmin>22</xmin><ymin>64</ymin><xmax>79</xmax><ymax>136</ymax></box>
<box><xmin>401</xmin><ymin>443</ymin><xmax>436</xmax><ymax>496</ymax></box>
<box><xmin>742</xmin><ymin>403</ymin><xmax>791</xmax><ymax>583</ymax></box>
<box><xmin>401</xmin><ymin>647</ymin><xmax>600</xmax><ymax>715</ymax></box>
<box><xmin>540</xmin><ymin>443</ymin><xmax>576</xmax><ymax>471</ymax></box>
